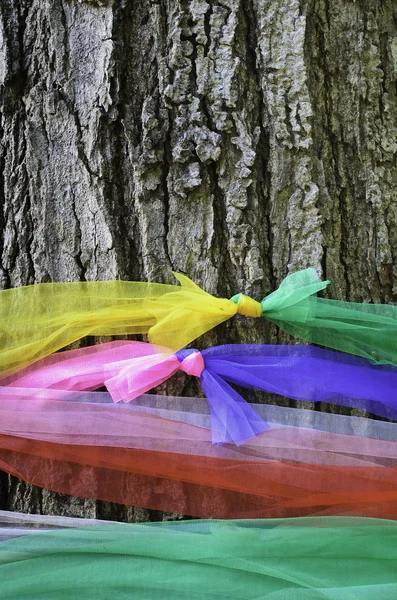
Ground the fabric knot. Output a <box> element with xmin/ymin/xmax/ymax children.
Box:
<box><xmin>175</xmin><ymin>349</ymin><xmax>205</xmax><ymax>377</ymax></box>
<box><xmin>230</xmin><ymin>293</ymin><xmax>262</xmax><ymax>318</ymax></box>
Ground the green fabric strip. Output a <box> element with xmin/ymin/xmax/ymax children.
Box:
<box><xmin>252</xmin><ymin>268</ymin><xmax>396</xmax><ymax>366</ymax></box>
<box><xmin>1</xmin><ymin>517</ymin><xmax>397</xmax><ymax>599</ymax></box>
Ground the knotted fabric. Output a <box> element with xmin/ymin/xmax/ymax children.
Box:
<box><xmin>99</xmin><ymin>346</ymin><xmax>267</xmax><ymax>446</ymax></box>
<box><xmin>230</xmin><ymin>293</ymin><xmax>263</xmax><ymax>317</ymax></box>
<box><xmin>0</xmin><ymin>267</ymin><xmax>396</xmax><ymax>375</ymax></box>
<box><xmin>5</xmin><ymin>340</ymin><xmax>397</xmax><ymax>446</ymax></box>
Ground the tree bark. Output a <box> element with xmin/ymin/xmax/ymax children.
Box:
<box><xmin>0</xmin><ymin>0</ymin><xmax>396</xmax><ymax>520</ymax></box>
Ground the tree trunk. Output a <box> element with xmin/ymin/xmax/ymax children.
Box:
<box><xmin>0</xmin><ymin>0</ymin><xmax>396</xmax><ymax>520</ymax></box>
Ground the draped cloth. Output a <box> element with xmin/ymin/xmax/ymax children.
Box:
<box><xmin>0</xmin><ymin>274</ymin><xmax>236</xmax><ymax>375</ymax></box>
<box><xmin>1</xmin><ymin>513</ymin><xmax>397</xmax><ymax>599</ymax></box>
<box><xmin>1</xmin><ymin>388</ymin><xmax>397</xmax><ymax>518</ymax></box>
<box><xmin>0</xmin><ymin>267</ymin><xmax>396</xmax><ymax>376</ymax></box>
<box><xmin>4</xmin><ymin>340</ymin><xmax>397</xmax><ymax>445</ymax></box>
<box><xmin>255</xmin><ymin>268</ymin><xmax>397</xmax><ymax>365</ymax></box>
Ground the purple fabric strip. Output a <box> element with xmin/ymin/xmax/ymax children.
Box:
<box><xmin>177</xmin><ymin>345</ymin><xmax>397</xmax><ymax>445</ymax></box>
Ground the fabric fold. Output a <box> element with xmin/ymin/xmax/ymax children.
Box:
<box><xmin>0</xmin><ymin>275</ymin><xmax>236</xmax><ymax>375</ymax></box>
<box><xmin>5</xmin><ymin>340</ymin><xmax>397</xmax><ymax>445</ymax></box>
<box><xmin>2</xmin><ymin>388</ymin><xmax>397</xmax><ymax>518</ymax></box>
<box><xmin>1</xmin><ymin>514</ymin><xmax>397</xmax><ymax>599</ymax></box>
<box><xmin>1</xmin><ymin>267</ymin><xmax>396</xmax><ymax>376</ymax></box>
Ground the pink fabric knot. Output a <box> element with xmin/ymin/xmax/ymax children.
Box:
<box><xmin>178</xmin><ymin>351</ymin><xmax>205</xmax><ymax>377</ymax></box>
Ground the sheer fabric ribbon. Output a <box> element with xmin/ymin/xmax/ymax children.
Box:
<box><xmin>1</xmin><ymin>514</ymin><xmax>397</xmax><ymax>599</ymax></box>
<box><xmin>1</xmin><ymin>389</ymin><xmax>397</xmax><ymax>518</ymax></box>
<box><xmin>5</xmin><ymin>341</ymin><xmax>397</xmax><ymax>445</ymax></box>
<box><xmin>1</xmin><ymin>267</ymin><xmax>396</xmax><ymax>376</ymax></box>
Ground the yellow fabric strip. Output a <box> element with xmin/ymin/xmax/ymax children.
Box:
<box><xmin>235</xmin><ymin>294</ymin><xmax>262</xmax><ymax>318</ymax></box>
<box><xmin>0</xmin><ymin>275</ymin><xmax>237</xmax><ymax>375</ymax></box>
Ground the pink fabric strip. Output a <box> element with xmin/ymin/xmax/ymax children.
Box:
<box><xmin>4</xmin><ymin>341</ymin><xmax>205</xmax><ymax>405</ymax></box>
<box><xmin>4</xmin><ymin>341</ymin><xmax>160</xmax><ymax>395</ymax></box>
<box><xmin>1</xmin><ymin>391</ymin><xmax>397</xmax><ymax>466</ymax></box>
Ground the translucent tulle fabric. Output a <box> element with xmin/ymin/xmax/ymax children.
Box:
<box><xmin>0</xmin><ymin>274</ymin><xmax>236</xmax><ymax>375</ymax></box>
<box><xmin>2</xmin><ymin>388</ymin><xmax>397</xmax><ymax>518</ymax></box>
<box><xmin>1</xmin><ymin>514</ymin><xmax>397</xmax><ymax>599</ymax></box>
<box><xmin>1</xmin><ymin>267</ymin><xmax>396</xmax><ymax>376</ymax></box>
<box><xmin>5</xmin><ymin>341</ymin><xmax>397</xmax><ymax>445</ymax></box>
<box><xmin>0</xmin><ymin>510</ymin><xmax>115</xmax><ymax>541</ymax></box>
<box><xmin>259</xmin><ymin>268</ymin><xmax>397</xmax><ymax>365</ymax></box>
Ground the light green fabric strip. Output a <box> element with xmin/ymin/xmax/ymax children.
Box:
<box><xmin>260</xmin><ymin>269</ymin><xmax>397</xmax><ymax>366</ymax></box>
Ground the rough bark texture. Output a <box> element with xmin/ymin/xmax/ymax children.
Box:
<box><xmin>0</xmin><ymin>0</ymin><xmax>396</xmax><ymax>521</ymax></box>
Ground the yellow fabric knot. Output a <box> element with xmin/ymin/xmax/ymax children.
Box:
<box><xmin>231</xmin><ymin>293</ymin><xmax>262</xmax><ymax>318</ymax></box>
